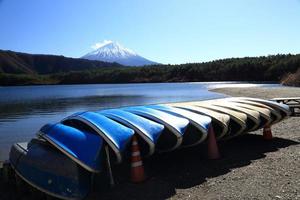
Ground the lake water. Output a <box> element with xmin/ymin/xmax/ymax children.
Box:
<box><xmin>0</xmin><ymin>82</ymin><xmax>280</xmax><ymax>161</ymax></box>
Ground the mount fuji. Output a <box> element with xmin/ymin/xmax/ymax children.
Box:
<box><xmin>81</xmin><ymin>41</ymin><xmax>158</xmax><ymax>66</ymax></box>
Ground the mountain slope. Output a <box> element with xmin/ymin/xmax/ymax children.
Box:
<box><xmin>82</xmin><ymin>41</ymin><xmax>158</xmax><ymax>66</ymax></box>
<box><xmin>0</xmin><ymin>50</ymin><xmax>123</xmax><ymax>74</ymax></box>
<box><xmin>281</xmin><ymin>68</ymin><xmax>300</xmax><ymax>86</ymax></box>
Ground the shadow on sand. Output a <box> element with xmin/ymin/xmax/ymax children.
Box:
<box><xmin>94</xmin><ymin>134</ymin><xmax>299</xmax><ymax>200</ymax></box>
<box><xmin>0</xmin><ymin>134</ymin><xmax>298</xmax><ymax>200</ymax></box>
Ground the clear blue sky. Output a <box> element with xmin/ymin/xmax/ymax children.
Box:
<box><xmin>0</xmin><ymin>0</ymin><xmax>300</xmax><ymax>64</ymax></box>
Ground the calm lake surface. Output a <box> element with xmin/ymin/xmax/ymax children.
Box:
<box><xmin>0</xmin><ymin>82</ymin><xmax>280</xmax><ymax>160</ymax></box>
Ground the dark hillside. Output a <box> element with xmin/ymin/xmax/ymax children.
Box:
<box><xmin>0</xmin><ymin>50</ymin><xmax>300</xmax><ymax>86</ymax></box>
<box><xmin>0</xmin><ymin>50</ymin><xmax>123</xmax><ymax>74</ymax></box>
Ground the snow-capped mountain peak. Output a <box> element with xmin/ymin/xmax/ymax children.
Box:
<box><xmin>82</xmin><ymin>41</ymin><xmax>157</xmax><ymax>66</ymax></box>
<box><xmin>87</xmin><ymin>41</ymin><xmax>137</xmax><ymax>58</ymax></box>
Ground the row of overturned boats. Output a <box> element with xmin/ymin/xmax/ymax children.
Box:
<box><xmin>8</xmin><ymin>97</ymin><xmax>291</xmax><ymax>200</ymax></box>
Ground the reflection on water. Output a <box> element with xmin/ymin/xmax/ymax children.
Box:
<box><xmin>0</xmin><ymin>82</ymin><xmax>280</xmax><ymax>160</ymax></box>
<box><xmin>0</xmin><ymin>95</ymin><xmax>144</xmax><ymax>122</ymax></box>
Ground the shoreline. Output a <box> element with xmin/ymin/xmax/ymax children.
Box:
<box><xmin>0</xmin><ymin>80</ymin><xmax>280</xmax><ymax>87</ymax></box>
<box><xmin>210</xmin><ymin>86</ymin><xmax>300</xmax><ymax>99</ymax></box>
<box><xmin>0</xmin><ymin>86</ymin><xmax>299</xmax><ymax>200</ymax></box>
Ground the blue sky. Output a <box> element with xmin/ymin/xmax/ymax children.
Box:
<box><xmin>0</xmin><ymin>0</ymin><xmax>300</xmax><ymax>64</ymax></box>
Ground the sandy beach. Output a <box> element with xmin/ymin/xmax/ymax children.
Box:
<box><xmin>212</xmin><ymin>86</ymin><xmax>300</xmax><ymax>99</ymax></box>
<box><xmin>1</xmin><ymin>86</ymin><xmax>299</xmax><ymax>200</ymax></box>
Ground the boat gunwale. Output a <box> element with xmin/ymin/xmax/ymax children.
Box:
<box><xmin>147</xmin><ymin>105</ymin><xmax>209</xmax><ymax>146</ymax></box>
<box><xmin>100</xmin><ymin>112</ymin><xmax>156</xmax><ymax>156</ymax></box>
<box><xmin>61</xmin><ymin>116</ymin><xmax>123</xmax><ymax>164</ymax></box>
<box><xmin>123</xmin><ymin>107</ymin><xmax>185</xmax><ymax>151</ymax></box>
<box><xmin>225</xmin><ymin>98</ymin><xmax>282</xmax><ymax>124</ymax></box>
<box><xmin>172</xmin><ymin>104</ymin><xmax>229</xmax><ymax>139</ymax></box>
<box><xmin>237</xmin><ymin>97</ymin><xmax>292</xmax><ymax>117</ymax></box>
<box><xmin>203</xmin><ymin>102</ymin><xmax>261</xmax><ymax>132</ymax></box>
<box><xmin>193</xmin><ymin>104</ymin><xmax>247</xmax><ymax>136</ymax></box>
<box><xmin>38</xmin><ymin>132</ymin><xmax>100</xmax><ymax>173</ymax></box>
<box><xmin>221</xmin><ymin>100</ymin><xmax>274</xmax><ymax>127</ymax></box>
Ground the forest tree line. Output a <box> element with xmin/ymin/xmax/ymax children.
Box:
<box><xmin>0</xmin><ymin>53</ymin><xmax>300</xmax><ymax>86</ymax></box>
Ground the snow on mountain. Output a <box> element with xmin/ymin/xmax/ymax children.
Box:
<box><xmin>81</xmin><ymin>41</ymin><xmax>158</xmax><ymax>66</ymax></box>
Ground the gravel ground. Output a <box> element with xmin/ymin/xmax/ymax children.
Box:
<box><xmin>1</xmin><ymin>86</ymin><xmax>299</xmax><ymax>200</ymax></box>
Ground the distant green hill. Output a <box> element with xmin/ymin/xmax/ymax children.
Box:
<box><xmin>0</xmin><ymin>50</ymin><xmax>123</xmax><ymax>74</ymax></box>
<box><xmin>0</xmin><ymin>50</ymin><xmax>299</xmax><ymax>86</ymax></box>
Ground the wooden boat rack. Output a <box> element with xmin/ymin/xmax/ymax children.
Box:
<box><xmin>271</xmin><ymin>97</ymin><xmax>300</xmax><ymax>117</ymax></box>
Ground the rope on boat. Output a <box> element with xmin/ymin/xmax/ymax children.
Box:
<box><xmin>105</xmin><ymin>145</ymin><xmax>115</xmax><ymax>187</ymax></box>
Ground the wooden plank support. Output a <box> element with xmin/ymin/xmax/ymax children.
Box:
<box><xmin>271</xmin><ymin>97</ymin><xmax>300</xmax><ymax>117</ymax></box>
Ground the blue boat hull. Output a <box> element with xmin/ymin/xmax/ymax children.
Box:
<box><xmin>9</xmin><ymin>138</ymin><xmax>91</xmax><ymax>200</ymax></box>
<box><xmin>123</xmin><ymin>106</ymin><xmax>190</xmax><ymax>151</ymax></box>
<box><xmin>100</xmin><ymin>109</ymin><xmax>164</xmax><ymax>156</ymax></box>
<box><xmin>62</xmin><ymin>112</ymin><xmax>134</xmax><ymax>163</ymax></box>
<box><xmin>38</xmin><ymin>123</ymin><xmax>103</xmax><ymax>172</ymax></box>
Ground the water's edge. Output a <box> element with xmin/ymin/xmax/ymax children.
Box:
<box><xmin>0</xmin><ymin>82</ymin><xmax>281</xmax><ymax>160</ymax></box>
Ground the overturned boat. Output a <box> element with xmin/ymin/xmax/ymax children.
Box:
<box><xmin>10</xmin><ymin>138</ymin><xmax>92</xmax><ymax>200</ymax></box>
<box><xmin>225</xmin><ymin>98</ymin><xmax>282</xmax><ymax>124</ymax></box>
<box><xmin>38</xmin><ymin>123</ymin><xmax>104</xmax><ymax>172</ymax></box>
<box><xmin>196</xmin><ymin>100</ymin><xmax>262</xmax><ymax>132</ymax></box>
<box><xmin>146</xmin><ymin>104</ymin><xmax>212</xmax><ymax>147</ymax></box>
<box><xmin>232</xmin><ymin>97</ymin><xmax>291</xmax><ymax>119</ymax></box>
<box><xmin>99</xmin><ymin>109</ymin><xmax>164</xmax><ymax>156</ymax></box>
<box><xmin>61</xmin><ymin>112</ymin><xmax>135</xmax><ymax>164</ymax></box>
<box><xmin>8</xmin><ymin>97</ymin><xmax>293</xmax><ymax>200</ymax></box>
<box><xmin>169</xmin><ymin>103</ymin><xmax>230</xmax><ymax>139</ymax></box>
<box><xmin>123</xmin><ymin>106</ymin><xmax>190</xmax><ymax>152</ymax></box>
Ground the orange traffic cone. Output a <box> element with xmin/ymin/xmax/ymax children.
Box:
<box><xmin>263</xmin><ymin>124</ymin><xmax>273</xmax><ymax>140</ymax></box>
<box><xmin>130</xmin><ymin>135</ymin><xmax>145</xmax><ymax>183</ymax></box>
<box><xmin>207</xmin><ymin>125</ymin><xmax>221</xmax><ymax>160</ymax></box>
